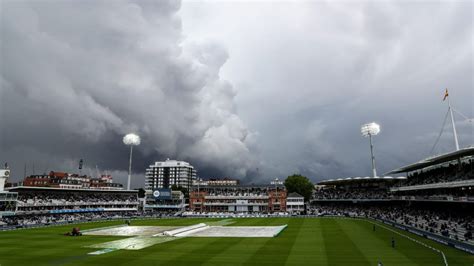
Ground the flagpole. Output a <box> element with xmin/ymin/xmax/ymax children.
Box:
<box><xmin>447</xmin><ymin>92</ymin><xmax>460</xmax><ymax>151</ymax></box>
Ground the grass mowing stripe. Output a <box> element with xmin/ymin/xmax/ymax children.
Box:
<box><xmin>285</xmin><ymin>217</ymin><xmax>309</xmax><ymax>264</ymax></box>
<box><xmin>201</xmin><ymin>237</ymin><xmax>255</xmax><ymax>266</ymax></box>
<box><xmin>314</xmin><ymin>218</ymin><xmax>329</xmax><ymax>266</ymax></box>
<box><xmin>285</xmin><ymin>217</ymin><xmax>328</xmax><ymax>266</ymax></box>
<box><xmin>358</xmin><ymin>219</ymin><xmax>444</xmax><ymax>265</ymax></box>
<box><xmin>243</xmin><ymin>218</ymin><xmax>303</xmax><ymax>265</ymax></box>
<box><xmin>364</xmin><ymin>219</ymin><xmax>448</xmax><ymax>266</ymax></box>
<box><xmin>338</xmin><ymin>219</ymin><xmax>416</xmax><ymax>265</ymax></box>
<box><xmin>171</xmin><ymin>238</ymin><xmax>242</xmax><ymax>265</ymax></box>
<box><xmin>353</xmin><ymin>220</ymin><xmax>418</xmax><ymax>264</ymax></box>
<box><xmin>321</xmin><ymin>218</ymin><xmax>370</xmax><ymax>265</ymax></box>
<box><xmin>1</xmin><ymin>217</ymin><xmax>473</xmax><ymax>265</ymax></box>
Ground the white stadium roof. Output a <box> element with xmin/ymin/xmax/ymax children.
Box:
<box><xmin>317</xmin><ymin>176</ymin><xmax>406</xmax><ymax>185</ymax></box>
<box><xmin>385</xmin><ymin>146</ymin><xmax>474</xmax><ymax>175</ymax></box>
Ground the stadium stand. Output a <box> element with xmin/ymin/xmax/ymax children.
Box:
<box><xmin>310</xmin><ymin>203</ymin><xmax>474</xmax><ymax>245</ymax></box>
<box><xmin>314</xmin><ymin>148</ymin><xmax>474</xmax><ymax>203</ymax></box>
<box><xmin>9</xmin><ymin>187</ymin><xmax>139</xmax><ymax>214</ymax></box>
<box><xmin>0</xmin><ymin>186</ymin><xmax>140</xmax><ymax>229</ymax></box>
<box><xmin>393</xmin><ymin>160</ymin><xmax>473</xmax><ymax>187</ymax></box>
<box><xmin>311</xmin><ymin>147</ymin><xmax>474</xmax><ymax>252</ymax></box>
<box><xmin>313</xmin><ymin>187</ymin><xmax>390</xmax><ymax>200</ymax></box>
<box><xmin>0</xmin><ymin>210</ymin><xmax>187</xmax><ymax>229</ymax></box>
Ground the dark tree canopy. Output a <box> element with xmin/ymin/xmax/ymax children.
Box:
<box><xmin>284</xmin><ymin>174</ymin><xmax>314</xmax><ymax>201</ymax></box>
<box><xmin>171</xmin><ymin>185</ymin><xmax>189</xmax><ymax>198</ymax></box>
<box><xmin>137</xmin><ymin>188</ymin><xmax>146</xmax><ymax>198</ymax></box>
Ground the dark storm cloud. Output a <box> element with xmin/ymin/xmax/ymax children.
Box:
<box><xmin>1</xmin><ymin>0</ymin><xmax>472</xmax><ymax>187</ymax></box>
<box><xmin>181</xmin><ymin>0</ymin><xmax>473</xmax><ymax>181</ymax></box>
<box><xmin>0</xmin><ymin>0</ymin><xmax>259</xmax><ymax>187</ymax></box>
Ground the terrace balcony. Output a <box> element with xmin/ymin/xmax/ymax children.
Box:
<box><xmin>390</xmin><ymin>179</ymin><xmax>474</xmax><ymax>192</ymax></box>
<box><xmin>204</xmin><ymin>195</ymin><xmax>269</xmax><ymax>200</ymax></box>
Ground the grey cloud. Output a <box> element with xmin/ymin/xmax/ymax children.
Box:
<box><xmin>1</xmin><ymin>0</ymin><xmax>472</xmax><ymax>187</ymax></box>
<box><xmin>0</xmin><ymin>0</ymin><xmax>259</xmax><ymax>186</ymax></box>
<box><xmin>180</xmin><ymin>0</ymin><xmax>473</xmax><ymax>181</ymax></box>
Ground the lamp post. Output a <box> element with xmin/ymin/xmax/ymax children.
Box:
<box><xmin>361</xmin><ymin>122</ymin><xmax>380</xmax><ymax>178</ymax></box>
<box><xmin>123</xmin><ymin>133</ymin><xmax>141</xmax><ymax>190</ymax></box>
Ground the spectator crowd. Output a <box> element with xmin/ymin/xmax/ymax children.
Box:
<box><xmin>17</xmin><ymin>192</ymin><xmax>138</xmax><ymax>206</ymax></box>
<box><xmin>0</xmin><ymin>210</ymin><xmax>180</xmax><ymax>228</ymax></box>
<box><xmin>313</xmin><ymin>188</ymin><xmax>390</xmax><ymax>200</ymax></box>
<box><xmin>395</xmin><ymin>160</ymin><xmax>474</xmax><ymax>187</ymax></box>
<box><xmin>310</xmin><ymin>204</ymin><xmax>473</xmax><ymax>244</ymax></box>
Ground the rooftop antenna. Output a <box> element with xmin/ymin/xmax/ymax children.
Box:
<box><xmin>361</xmin><ymin>122</ymin><xmax>381</xmax><ymax>178</ymax></box>
<box><xmin>443</xmin><ymin>89</ymin><xmax>460</xmax><ymax>151</ymax></box>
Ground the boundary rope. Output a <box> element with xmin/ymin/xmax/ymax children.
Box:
<box><xmin>364</xmin><ymin>219</ymin><xmax>448</xmax><ymax>266</ymax></box>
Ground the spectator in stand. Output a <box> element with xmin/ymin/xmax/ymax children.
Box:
<box><xmin>396</xmin><ymin>160</ymin><xmax>473</xmax><ymax>187</ymax></box>
<box><xmin>308</xmin><ymin>204</ymin><xmax>473</xmax><ymax>245</ymax></box>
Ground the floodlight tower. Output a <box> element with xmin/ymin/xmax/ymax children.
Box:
<box><xmin>123</xmin><ymin>133</ymin><xmax>141</xmax><ymax>190</ymax></box>
<box><xmin>361</xmin><ymin>122</ymin><xmax>381</xmax><ymax>178</ymax></box>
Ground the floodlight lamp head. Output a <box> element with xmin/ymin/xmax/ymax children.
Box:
<box><xmin>123</xmin><ymin>133</ymin><xmax>141</xmax><ymax>146</ymax></box>
<box><xmin>361</xmin><ymin>122</ymin><xmax>380</xmax><ymax>137</ymax></box>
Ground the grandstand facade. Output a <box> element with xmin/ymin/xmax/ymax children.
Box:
<box><xmin>286</xmin><ymin>192</ymin><xmax>305</xmax><ymax>214</ymax></box>
<box><xmin>16</xmin><ymin>171</ymin><xmax>124</xmax><ymax>190</ymax></box>
<box><xmin>144</xmin><ymin>189</ymin><xmax>186</xmax><ymax>212</ymax></box>
<box><xmin>311</xmin><ymin>147</ymin><xmax>474</xmax><ymax>249</ymax></box>
<box><xmin>0</xmin><ymin>166</ymin><xmax>140</xmax><ymax>228</ymax></box>
<box><xmin>8</xmin><ymin>186</ymin><xmax>139</xmax><ymax>215</ymax></box>
<box><xmin>189</xmin><ymin>185</ymin><xmax>287</xmax><ymax>213</ymax></box>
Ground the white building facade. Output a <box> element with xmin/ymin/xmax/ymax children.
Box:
<box><xmin>286</xmin><ymin>192</ymin><xmax>305</xmax><ymax>214</ymax></box>
<box><xmin>1</xmin><ymin>168</ymin><xmax>18</xmax><ymax>217</ymax></box>
<box><xmin>145</xmin><ymin>159</ymin><xmax>197</xmax><ymax>192</ymax></box>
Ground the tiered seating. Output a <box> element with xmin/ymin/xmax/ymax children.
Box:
<box><xmin>310</xmin><ymin>205</ymin><xmax>474</xmax><ymax>245</ymax></box>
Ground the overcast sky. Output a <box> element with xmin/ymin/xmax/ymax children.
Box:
<box><xmin>0</xmin><ymin>0</ymin><xmax>472</xmax><ymax>187</ymax></box>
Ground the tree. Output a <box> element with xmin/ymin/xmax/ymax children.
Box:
<box><xmin>137</xmin><ymin>188</ymin><xmax>146</xmax><ymax>198</ymax></box>
<box><xmin>171</xmin><ymin>185</ymin><xmax>189</xmax><ymax>198</ymax></box>
<box><xmin>284</xmin><ymin>174</ymin><xmax>314</xmax><ymax>202</ymax></box>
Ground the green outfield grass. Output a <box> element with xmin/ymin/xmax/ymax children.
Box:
<box><xmin>0</xmin><ymin>217</ymin><xmax>472</xmax><ymax>266</ymax></box>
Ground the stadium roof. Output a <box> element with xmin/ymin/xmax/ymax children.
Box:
<box><xmin>385</xmin><ymin>146</ymin><xmax>474</xmax><ymax>175</ymax></box>
<box><xmin>317</xmin><ymin>176</ymin><xmax>406</xmax><ymax>186</ymax></box>
<box><xmin>6</xmin><ymin>186</ymin><xmax>138</xmax><ymax>193</ymax></box>
<box><xmin>287</xmin><ymin>192</ymin><xmax>303</xmax><ymax>198</ymax></box>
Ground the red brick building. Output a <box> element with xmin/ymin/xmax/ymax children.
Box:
<box><xmin>190</xmin><ymin>185</ymin><xmax>287</xmax><ymax>213</ymax></box>
<box><xmin>20</xmin><ymin>171</ymin><xmax>123</xmax><ymax>190</ymax></box>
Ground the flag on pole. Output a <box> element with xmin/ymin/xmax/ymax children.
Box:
<box><xmin>79</xmin><ymin>159</ymin><xmax>83</xmax><ymax>170</ymax></box>
<box><xmin>443</xmin><ymin>88</ymin><xmax>449</xmax><ymax>101</ymax></box>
